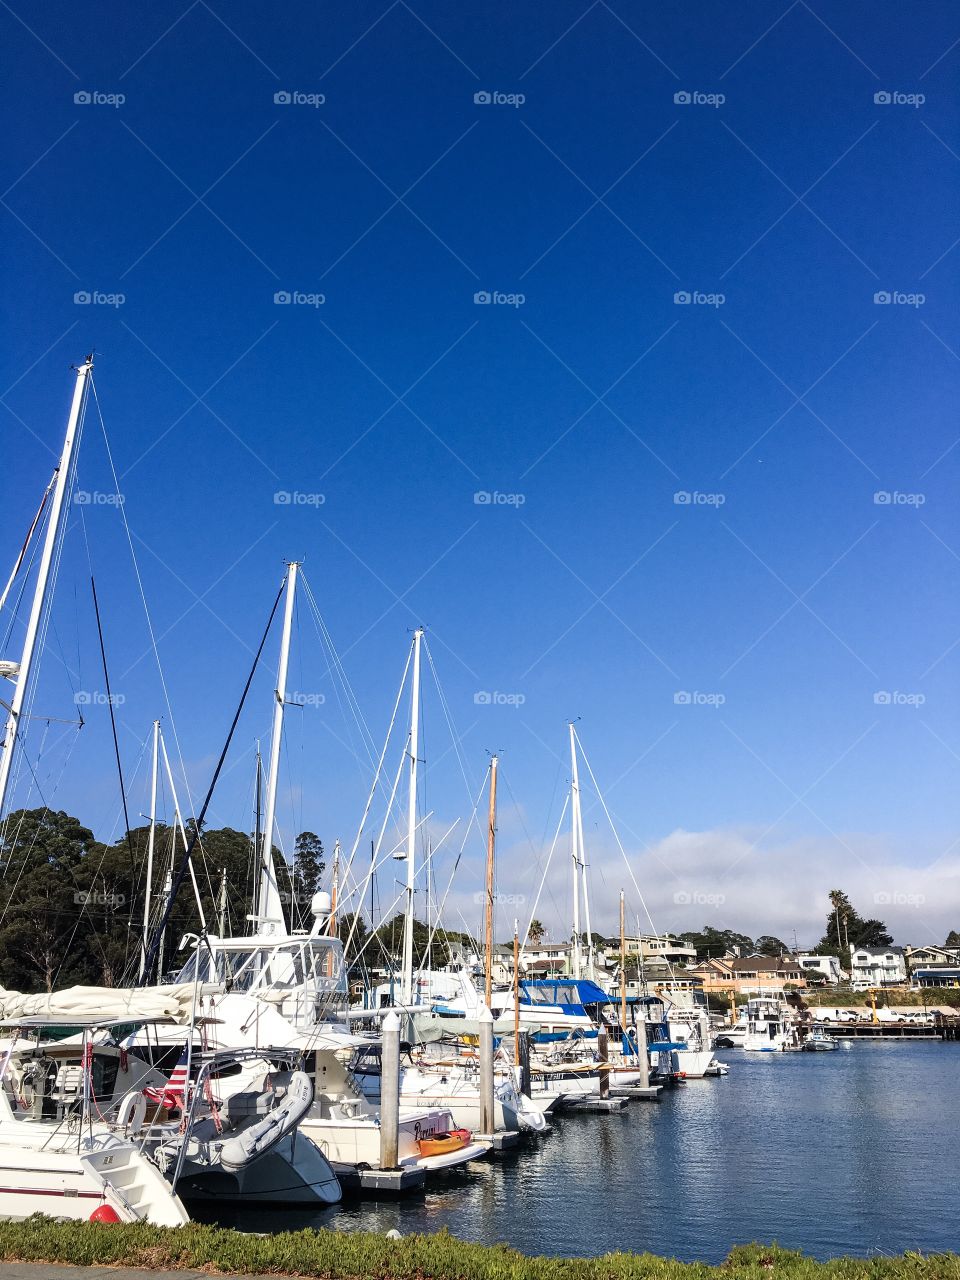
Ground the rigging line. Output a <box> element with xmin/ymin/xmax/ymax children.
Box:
<box><xmin>4</xmin><ymin>409</ymin><xmax>87</xmax><ymax>820</ymax></box>
<box><xmin>0</xmin><ymin>474</ymin><xmax>54</xmax><ymax>617</ymax></box>
<box><xmin>88</xmin><ymin>376</ymin><xmax>201</xmax><ymax>838</ymax></box>
<box><xmin>90</xmin><ymin>576</ymin><xmax>136</xmax><ymax>884</ymax></box>
<box><xmin>520</xmin><ymin>793</ymin><xmax>569</xmax><ymax>955</ymax></box>
<box><xmin>419</xmin><ymin>768</ymin><xmax>488</xmax><ymax>964</ymax></box>
<box><xmin>298</xmin><ymin>575</ymin><xmax>367</xmax><ymax>762</ymax></box>
<box><xmin>572</xmin><ymin>725</ymin><xmax>661</xmax><ymax>940</ymax></box>
<box><xmin>339</xmin><ymin>736</ymin><xmax>407</xmax><ymax>958</ymax></box>
<box><xmin>141</xmin><ymin>576</ymin><xmax>285</xmax><ymax>981</ymax></box>
<box><xmin>338</xmin><ymin>639</ymin><xmax>413</xmax><ymax>890</ymax></box>
<box><xmin>422</xmin><ymin>635</ymin><xmax>478</xmax><ymax>811</ymax></box>
<box><xmin>299</xmin><ymin>572</ymin><xmax>379</xmax><ymax>766</ymax></box>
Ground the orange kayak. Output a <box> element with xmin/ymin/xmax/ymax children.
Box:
<box><xmin>417</xmin><ymin>1127</ymin><xmax>472</xmax><ymax>1157</ymax></box>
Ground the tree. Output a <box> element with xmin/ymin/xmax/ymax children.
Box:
<box><xmin>290</xmin><ymin>831</ymin><xmax>325</xmax><ymax>928</ymax></box>
<box><xmin>819</xmin><ymin>889</ymin><xmax>893</xmax><ymax>956</ymax></box>
<box><xmin>0</xmin><ymin>810</ymin><xmax>103</xmax><ymax>991</ymax></box>
<box><xmin>946</xmin><ymin>930</ymin><xmax>960</xmax><ymax>949</ymax></box>
<box><xmin>680</xmin><ymin>925</ymin><xmax>753</xmax><ymax>959</ymax></box>
<box><xmin>528</xmin><ymin>919</ymin><xmax>546</xmax><ymax>943</ymax></box>
<box><xmin>375</xmin><ymin>914</ymin><xmax>450</xmax><ymax>969</ymax></box>
<box><xmin>754</xmin><ymin>935</ymin><xmax>789</xmax><ymax>957</ymax></box>
<box><xmin>336</xmin><ymin>911</ymin><xmax>369</xmax><ymax>965</ymax></box>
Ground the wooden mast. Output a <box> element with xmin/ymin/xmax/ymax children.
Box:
<box><xmin>483</xmin><ymin>755</ymin><xmax>498</xmax><ymax>1008</ymax></box>
<box><xmin>620</xmin><ymin>890</ymin><xmax>628</xmax><ymax>1053</ymax></box>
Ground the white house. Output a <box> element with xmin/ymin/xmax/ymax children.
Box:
<box><xmin>797</xmin><ymin>953</ymin><xmax>846</xmax><ymax>984</ymax></box>
<box><xmin>848</xmin><ymin>944</ymin><xmax>907</xmax><ymax>988</ymax></box>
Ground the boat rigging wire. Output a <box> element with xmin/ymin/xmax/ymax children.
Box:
<box><xmin>141</xmin><ymin>575</ymin><xmax>285</xmax><ymax>981</ymax></box>
<box><xmin>90</xmin><ymin>575</ymin><xmax>136</xmax><ymax>882</ymax></box>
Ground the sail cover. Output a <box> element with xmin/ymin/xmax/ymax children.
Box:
<box><xmin>0</xmin><ymin>983</ymin><xmax>205</xmax><ymax>1025</ymax></box>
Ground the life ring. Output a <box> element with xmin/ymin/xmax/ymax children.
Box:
<box><xmin>115</xmin><ymin>1090</ymin><xmax>147</xmax><ymax>1136</ymax></box>
<box><xmin>417</xmin><ymin>1127</ymin><xmax>471</xmax><ymax>1157</ymax></box>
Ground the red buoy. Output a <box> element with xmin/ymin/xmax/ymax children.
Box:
<box><xmin>90</xmin><ymin>1204</ymin><xmax>122</xmax><ymax>1224</ymax></box>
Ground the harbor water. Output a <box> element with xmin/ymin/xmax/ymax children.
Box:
<box><xmin>201</xmin><ymin>1040</ymin><xmax>960</xmax><ymax>1261</ymax></box>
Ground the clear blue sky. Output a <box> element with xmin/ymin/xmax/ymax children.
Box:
<box><xmin>2</xmin><ymin>1</ymin><xmax>959</xmax><ymax>946</ymax></box>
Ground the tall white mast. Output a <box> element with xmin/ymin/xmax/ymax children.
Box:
<box><xmin>139</xmin><ymin>719</ymin><xmax>160</xmax><ymax>981</ymax></box>
<box><xmin>258</xmin><ymin>562</ymin><xmax>298</xmax><ymax>937</ymax></box>
<box><xmin>0</xmin><ymin>356</ymin><xmax>93</xmax><ymax>818</ymax></box>
<box><xmin>569</xmin><ymin>722</ymin><xmax>582</xmax><ymax>980</ymax></box>
<box><xmin>400</xmin><ymin>627</ymin><xmax>423</xmax><ymax>1005</ymax></box>
<box><xmin>574</xmin><ymin>728</ymin><xmax>594</xmax><ymax>977</ymax></box>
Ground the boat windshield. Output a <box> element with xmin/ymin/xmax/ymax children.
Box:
<box><xmin>175</xmin><ymin>937</ymin><xmax>347</xmax><ymax>997</ymax></box>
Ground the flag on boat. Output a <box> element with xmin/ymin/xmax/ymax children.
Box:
<box><xmin>142</xmin><ymin>1045</ymin><xmax>189</xmax><ymax>1109</ymax></box>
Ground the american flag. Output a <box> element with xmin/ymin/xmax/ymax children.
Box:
<box><xmin>142</xmin><ymin>1045</ymin><xmax>190</xmax><ymax>1110</ymax></box>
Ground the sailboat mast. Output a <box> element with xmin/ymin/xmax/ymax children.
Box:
<box><xmin>258</xmin><ymin>562</ymin><xmax>298</xmax><ymax>936</ymax></box>
<box><xmin>484</xmin><ymin>754</ymin><xmax>498</xmax><ymax>1008</ymax></box>
<box><xmin>400</xmin><ymin>628</ymin><xmax>423</xmax><ymax>1005</ymax></box>
<box><xmin>620</xmin><ymin>890</ymin><xmax>627</xmax><ymax>1048</ymax></box>
<box><xmin>569</xmin><ymin>723</ymin><xmax>582</xmax><ymax>980</ymax></box>
<box><xmin>329</xmin><ymin>839</ymin><xmax>340</xmax><ymax>938</ymax></box>
<box><xmin>0</xmin><ymin>356</ymin><xmax>93</xmax><ymax>818</ymax></box>
<box><xmin>140</xmin><ymin>719</ymin><xmax>160</xmax><ymax>981</ymax></box>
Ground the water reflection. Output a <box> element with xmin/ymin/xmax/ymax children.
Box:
<box><xmin>200</xmin><ymin>1043</ymin><xmax>960</xmax><ymax>1261</ymax></box>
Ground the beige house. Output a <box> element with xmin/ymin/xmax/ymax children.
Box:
<box><xmin>692</xmin><ymin>954</ymin><xmax>808</xmax><ymax>994</ymax></box>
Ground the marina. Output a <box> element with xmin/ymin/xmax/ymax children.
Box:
<box><xmin>1</xmin><ymin>0</ymin><xmax>958</xmax><ymax>1268</ymax></box>
<box><xmin>192</xmin><ymin>1040</ymin><xmax>960</xmax><ymax>1262</ymax></box>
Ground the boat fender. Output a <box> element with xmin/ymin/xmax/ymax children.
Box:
<box><xmin>90</xmin><ymin>1204</ymin><xmax>122</xmax><ymax>1224</ymax></box>
<box><xmin>219</xmin><ymin>1070</ymin><xmax>314</xmax><ymax>1172</ymax></box>
<box><xmin>115</xmin><ymin>1089</ymin><xmax>147</xmax><ymax>1136</ymax></box>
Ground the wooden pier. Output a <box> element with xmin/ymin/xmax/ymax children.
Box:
<box><xmin>819</xmin><ymin>1014</ymin><xmax>960</xmax><ymax>1040</ymax></box>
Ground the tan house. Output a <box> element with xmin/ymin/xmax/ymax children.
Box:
<box><xmin>692</xmin><ymin>954</ymin><xmax>808</xmax><ymax>994</ymax></box>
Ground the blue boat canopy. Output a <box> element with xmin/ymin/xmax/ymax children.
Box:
<box><xmin>647</xmin><ymin>1041</ymin><xmax>688</xmax><ymax>1052</ymax></box>
<box><xmin>519</xmin><ymin>978</ymin><xmax>612</xmax><ymax>1009</ymax></box>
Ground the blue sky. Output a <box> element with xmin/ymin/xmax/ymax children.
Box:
<box><xmin>2</xmin><ymin>0</ymin><xmax>960</xmax><ymax>948</ymax></box>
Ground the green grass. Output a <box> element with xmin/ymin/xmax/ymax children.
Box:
<box><xmin>0</xmin><ymin>1218</ymin><xmax>957</xmax><ymax>1279</ymax></box>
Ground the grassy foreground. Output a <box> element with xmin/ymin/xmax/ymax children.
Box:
<box><xmin>0</xmin><ymin>1218</ymin><xmax>956</xmax><ymax>1280</ymax></box>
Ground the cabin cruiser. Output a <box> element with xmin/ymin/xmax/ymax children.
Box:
<box><xmin>742</xmin><ymin>996</ymin><xmax>800</xmax><ymax>1051</ymax></box>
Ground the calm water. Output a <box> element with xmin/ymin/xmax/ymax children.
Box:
<box><xmin>203</xmin><ymin>1041</ymin><xmax>960</xmax><ymax>1261</ymax></box>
